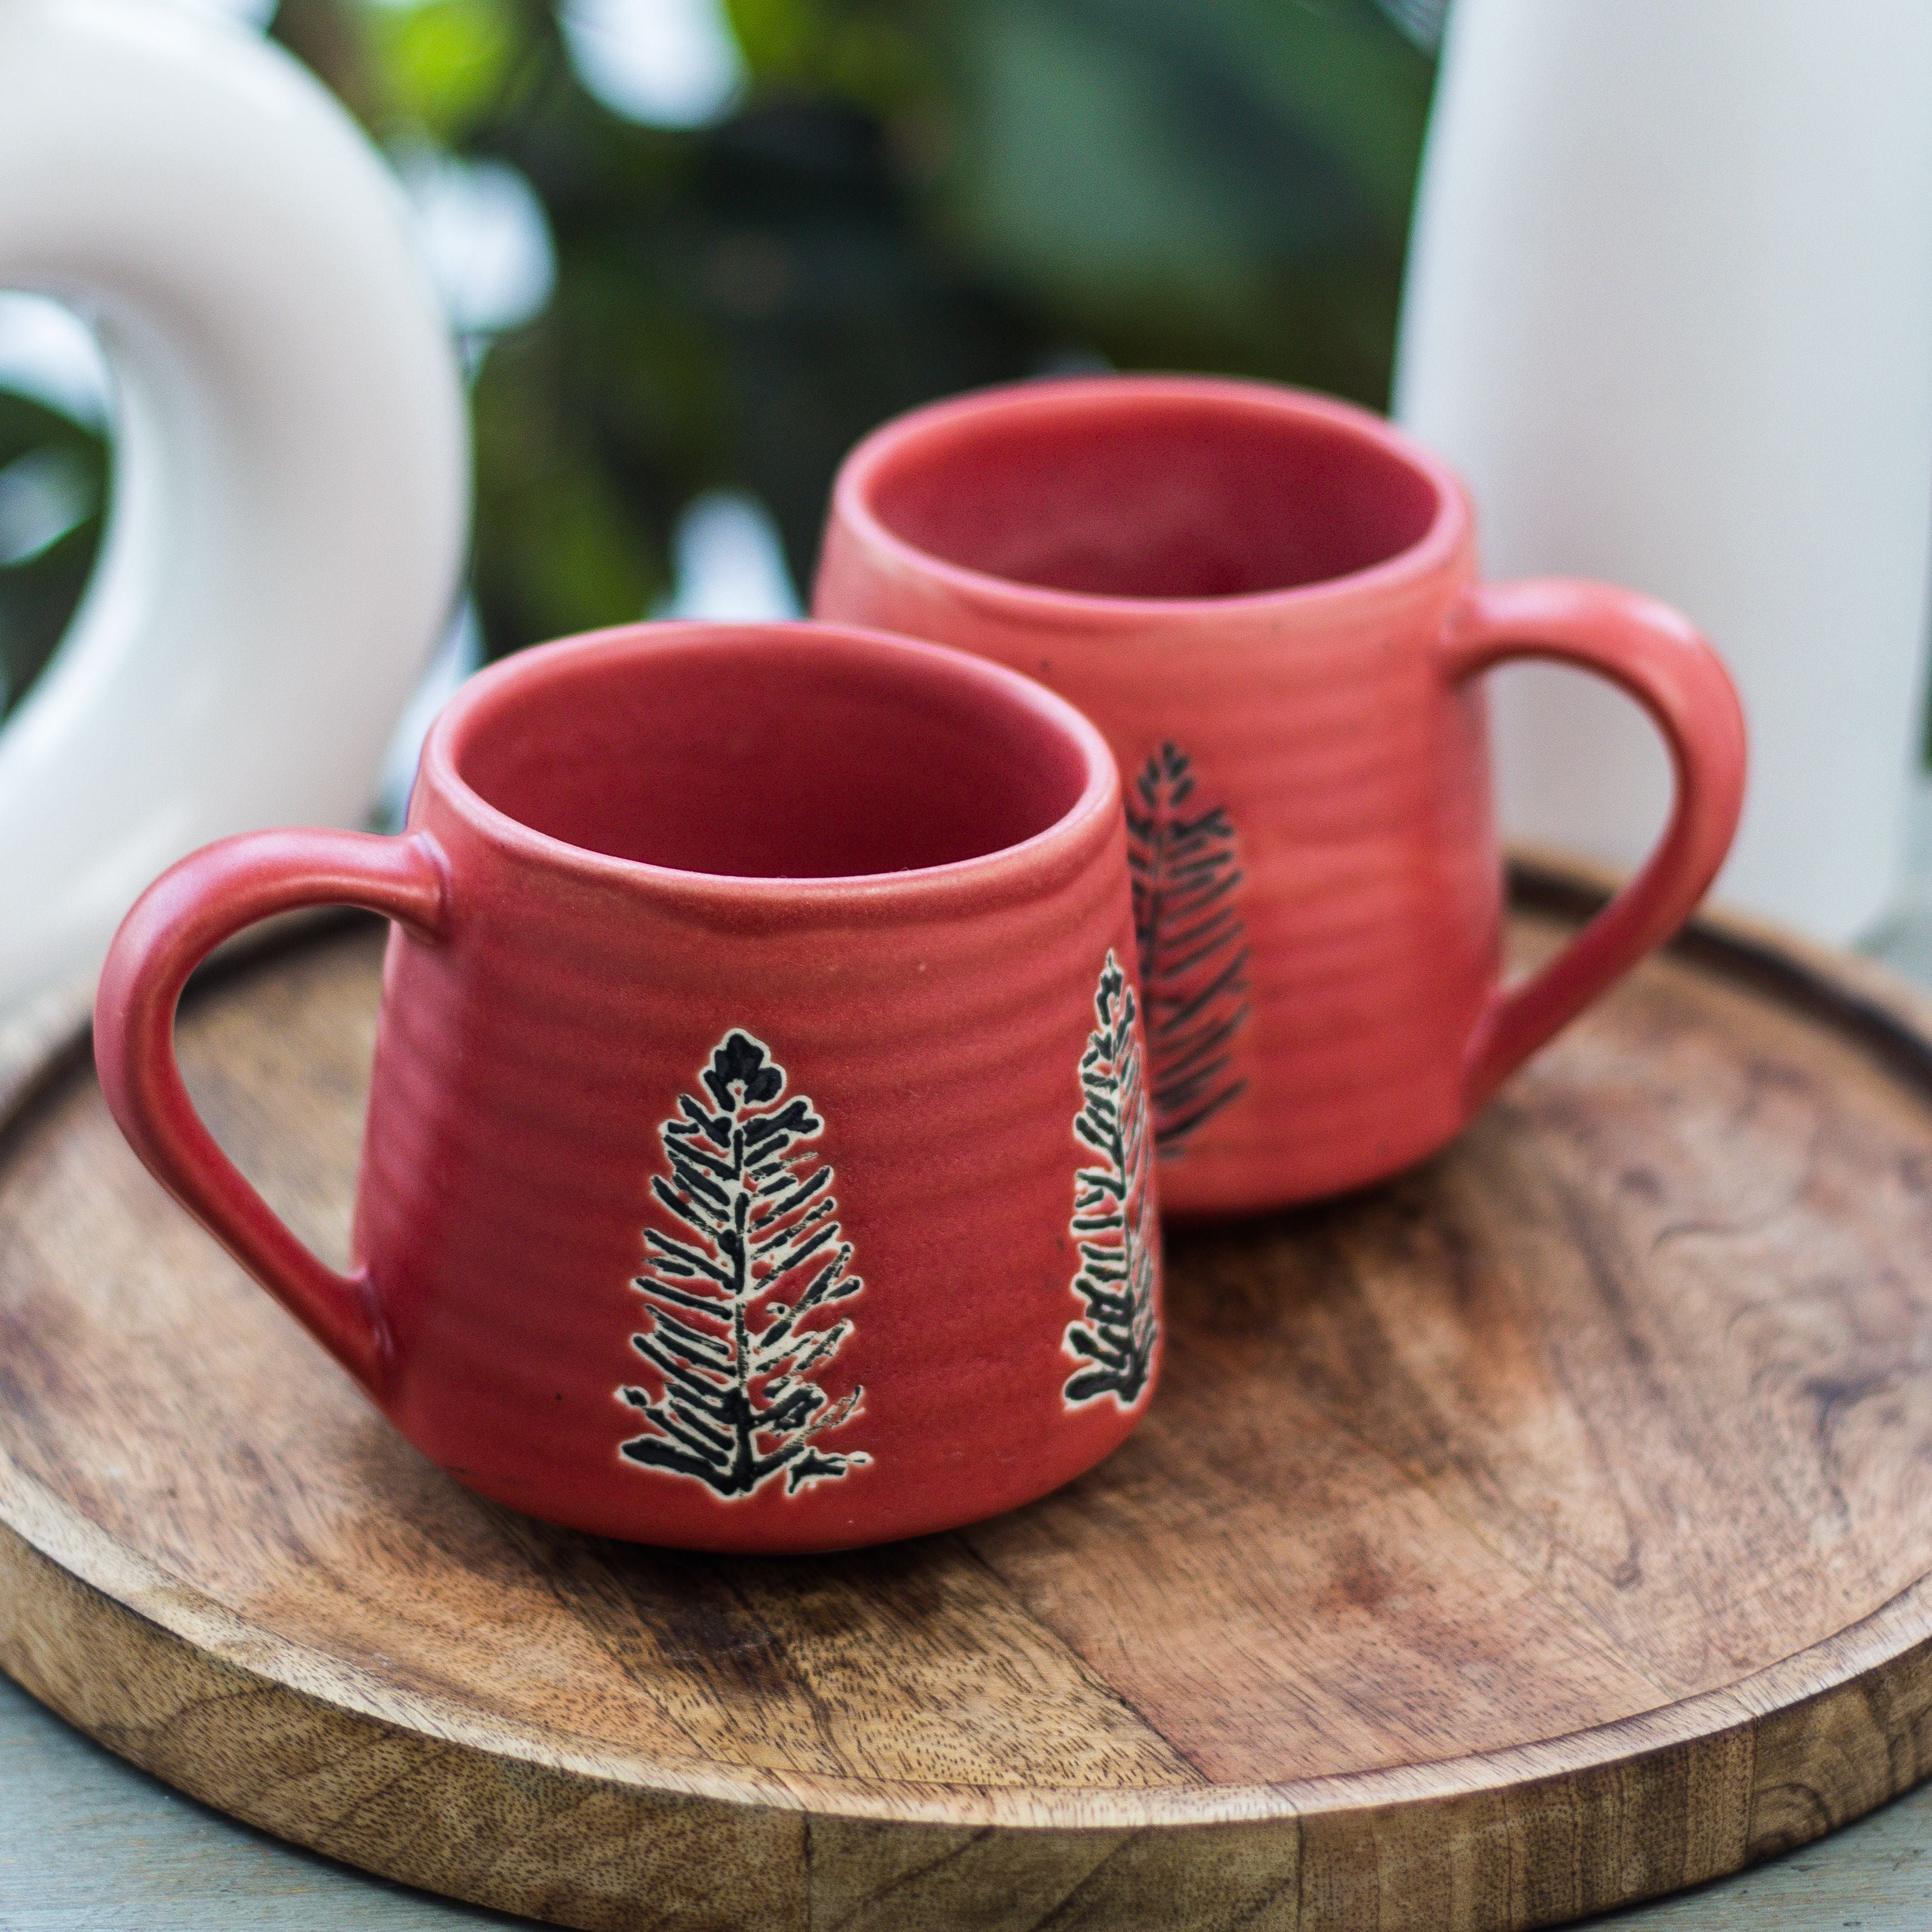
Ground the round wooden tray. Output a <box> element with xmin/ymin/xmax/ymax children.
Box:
<box><xmin>7</xmin><ymin>868</ymin><xmax>1932</xmax><ymax>1931</ymax></box>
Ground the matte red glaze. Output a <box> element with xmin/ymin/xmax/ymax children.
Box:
<box><xmin>94</xmin><ymin>623</ymin><xmax>1155</xmax><ymax>1552</ymax></box>
<box><xmin>815</xmin><ymin>375</ymin><xmax>1749</xmax><ymax>1213</ymax></box>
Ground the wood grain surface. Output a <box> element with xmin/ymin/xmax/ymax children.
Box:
<box><xmin>15</xmin><ymin>1657</ymin><xmax>1932</xmax><ymax>1932</ymax></box>
<box><xmin>7</xmin><ymin>876</ymin><xmax>1932</xmax><ymax>1930</ymax></box>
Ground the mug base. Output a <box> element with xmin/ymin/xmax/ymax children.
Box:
<box><xmin>422</xmin><ymin>1409</ymin><xmax>1151</xmax><ymax>1554</ymax></box>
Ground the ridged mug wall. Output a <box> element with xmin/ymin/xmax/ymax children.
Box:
<box><xmin>817</xmin><ymin>376</ymin><xmax>1747</xmax><ymax>1214</ymax></box>
<box><xmin>93</xmin><ymin>623</ymin><xmax>1159</xmax><ymax>1552</ymax></box>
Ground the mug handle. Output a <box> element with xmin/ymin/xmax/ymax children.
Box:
<box><xmin>93</xmin><ymin>828</ymin><xmax>450</xmax><ymax>1398</ymax></box>
<box><xmin>1440</xmin><ymin>578</ymin><xmax>1747</xmax><ymax>1107</ymax></box>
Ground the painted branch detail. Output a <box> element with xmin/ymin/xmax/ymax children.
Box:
<box><xmin>1062</xmin><ymin>953</ymin><xmax>1160</xmax><ymax>1409</ymax></box>
<box><xmin>1126</xmin><ymin>743</ymin><xmax>1250</xmax><ymax>1155</ymax></box>
<box><xmin>620</xmin><ymin>1030</ymin><xmax>868</xmax><ymax>1498</ymax></box>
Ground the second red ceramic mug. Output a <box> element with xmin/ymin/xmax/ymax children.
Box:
<box><xmin>94</xmin><ymin>623</ymin><xmax>1156</xmax><ymax>1552</ymax></box>
<box><xmin>817</xmin><ymin>376</ymin><xmax>1748</xmax><ymax>1215</ymax></box>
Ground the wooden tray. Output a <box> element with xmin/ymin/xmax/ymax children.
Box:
<box><xmin>8</xmin><ymin>869</ymin><xmax>1932</xmax><ymax>1932</ymax></box>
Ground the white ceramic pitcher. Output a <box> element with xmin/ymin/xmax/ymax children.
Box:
<box><xmin>1395</xmin><ymin>0</ymin><xmax>1932</xmax><ymax>944</ymax></box>
<box><xmin>0</xmin><ymin>0</ymin><xmax>469</xmax><ymax>1014</ymax></box>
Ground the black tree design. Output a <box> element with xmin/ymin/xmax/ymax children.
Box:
<box><xmin>619</xmin><ymin>1030</ymin><xmax>868</xmax><ymax>1498</ymax></box>
<box><xmin>1126</xmin><ymin>742</ymin><xmax>1250</xmax><ymax>1155</ymax></box>
<box><xmin>1063</xmin><ymin>952</ymin><xmax>1160</xmax><ymax>1408</ymax></box>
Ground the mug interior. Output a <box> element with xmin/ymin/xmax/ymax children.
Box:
<box><xmin>858</xmin><ymin>385</ymin><xmax>1443</xmax><ymax>600</ymax></box>
<box><xmin>449</xmin><ymin>628</ymin><xmax>1094</xmax><ymax>877</ymax></box>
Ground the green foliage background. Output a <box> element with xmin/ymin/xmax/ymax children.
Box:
<box><xmin>0</xmin><ymin>0</ymin><xmax>1435</xmax><ymax>696</ymax></box>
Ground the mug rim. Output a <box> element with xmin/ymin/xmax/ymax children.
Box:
<box><xmin>829</xmin><ymin>373</ymin><xmax>1473</xmax><ymax>621</ymax></box>
<box><xmin>415</xmin><ymin>618</ymin><xmax>1122</xmax><ymax>907</ymax></box>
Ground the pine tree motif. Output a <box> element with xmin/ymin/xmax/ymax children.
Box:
<box><xmin>1126</xmin><ymin>743</ymin><xmax>1250</xmax><ymax>1156</ymax></box>
<box><xmin>1063</xmin><ymin>952</ymin><xmax>1160</xmax><ymax>1409</ymax></box>
<box><xmin>618</xmin><ymin>1030</ymin><xmax>868</xmax><ymax>1499</ymax></box>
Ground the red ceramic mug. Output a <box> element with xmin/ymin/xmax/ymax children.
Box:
<box><xmin>816</xmin><ymin>376</ymin><xmax>1748</xmax><ymax>1215</ymax></box>
<box><xmin>94</xmin><ymin>622</ymin><xmax>1159</xmax><ymax>1553</ymax></box>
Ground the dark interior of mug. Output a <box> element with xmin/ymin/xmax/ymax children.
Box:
<box><xmin>451</xmin><ymin>630</ymin><xmax>1092</xmax><ymax>876</ymax></box>
<box><xmin>865</xmin><ymin>389</ymin><xmax>1442</xmax><ymax>599</ymax></box>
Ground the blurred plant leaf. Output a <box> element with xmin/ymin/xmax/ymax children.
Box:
<box><xmin>913</xmin><ymin>0</ymin><xmax>1432</xmax><ymax>398</ymax></box>
<box><xmin>471</xmin><ymin>316</ymin><xmax>668</xmax><ymax>641</ymax></box>
<box><xmin>725</xmin><ymin>0</ymin><xmax>934</xmax><ymax>118</ymax></box>
<box><xmin>272</xmin><ymin>0</ymin><xmax>1436</xmax><ymax>660</ymax></box>
<box><xmin>6</xmin><ymin>0</ymin><xmax>1441</xmax><ymax>701</ymax></box>
<box><xmin>370</xmin><ymin>0</ymin><xmax>521</xmax><ymax>141</ymax></box>
<box><xmin>0</xmin><ymin>394</ymin><xmax>108</xmax><ymax>720</ymax></box>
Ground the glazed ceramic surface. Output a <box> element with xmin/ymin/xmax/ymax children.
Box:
<box><xmin>93</xmin><ymin>623</ymin><xmax>1153</xmax><ymax>1554</ymax></box>
<box><xmin>0</xmin><ymin>0</ymin><xmax>468</xmax><ymax>1016</ymax></box>
<box><xmin>816</xmin><ymin>376</ymin><xmax>1747</xmax><ymax>1214</ymax></box>
<box><xmin>1397</xmin><ymin>0</ymin><xmax>1932</xmax><ymax>945</ymax></box>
